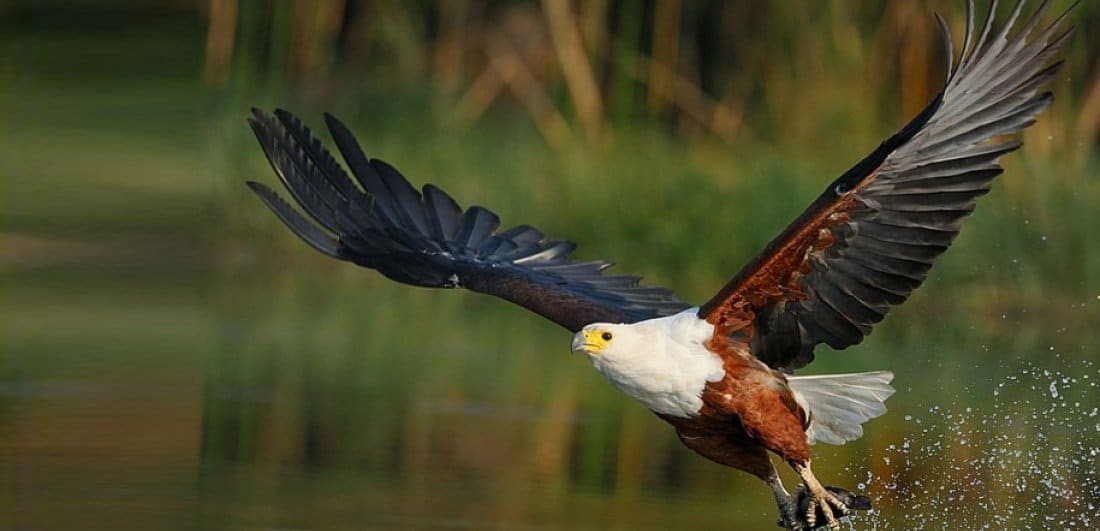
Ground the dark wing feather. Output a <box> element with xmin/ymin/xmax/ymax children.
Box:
<box><xmin>698</xmin><ymin>0</ymin><xmax>1073</xmax><ymax>372</ymax></box>
<box><xmin>248</xmin><ymin>108</ymin><xmax>688</xmax><ymax>332</ymax></box>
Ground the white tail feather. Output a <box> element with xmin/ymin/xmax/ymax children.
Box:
<box><xmin>789</xmin><ymin>371</ymin><xmax>895</xmax><ymax>446</ymax></box>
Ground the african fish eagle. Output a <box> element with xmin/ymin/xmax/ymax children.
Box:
<box><xmin>245</xmin><ymin>2</ymin><xmax>1073</xmax><ymax>528</ymax></box>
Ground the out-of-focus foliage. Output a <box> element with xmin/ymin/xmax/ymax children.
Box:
<box><xmin>2</xmin><ymin>1</ymin><xmax>1098</xmax><ymax>529</ymax></box>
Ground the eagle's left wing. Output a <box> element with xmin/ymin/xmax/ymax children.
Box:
<box><xmin>247</xmin><ymin>109</ymin><xmax>689</xmax><ymax>333</ymax></box>
<box><xmin>698</xmin><ymin>1</ymin><xmax>1073</xmax><ymax>372</ymax></box>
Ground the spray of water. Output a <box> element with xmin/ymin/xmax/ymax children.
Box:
<box><xmin>847</xmin><ymin>359</ymin><xmax>1099</xmax><ymax>529</ymax></box>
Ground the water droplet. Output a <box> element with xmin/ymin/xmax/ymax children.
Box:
<box><xmin>842</xmin><ymin>360</ymin><xmax>1098</xmax><ymax>528</ymax></box>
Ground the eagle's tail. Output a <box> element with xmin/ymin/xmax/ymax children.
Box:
<box><xmin>788</xmin><ymin>370</ymin><xmax>895</xmax><ymax>446</ymax></box>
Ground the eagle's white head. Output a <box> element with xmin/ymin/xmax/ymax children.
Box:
<box><xmin>569</xmin><ymin>312</ymin><xmax>725</xmax><ymax>418</ymax></box>
<box><xmin>570</xmin><ymin>323</ymin><xmax>639</xmax><ymax>360</ymax></box>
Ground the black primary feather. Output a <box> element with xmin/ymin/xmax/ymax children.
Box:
<box><xmin>247</xmin><ymin>108</ymin><xmax>688</xmax><ymax>332</ymax></box>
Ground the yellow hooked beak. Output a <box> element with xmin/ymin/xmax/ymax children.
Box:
<box><xmin>571</xmin><ymin>329</ymin><xmax>611</xmax><ymax>354</ymax></box>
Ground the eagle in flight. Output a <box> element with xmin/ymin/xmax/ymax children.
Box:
<box><xmin>246</xmin><ymin>2</ymin><xmax>1072</xmax><ymax>529</ymax></box>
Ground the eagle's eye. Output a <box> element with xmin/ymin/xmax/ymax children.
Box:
<box><xmin>601</xmin><ymin>332</ymin><xmax>613</xmax><ymax>341</ymax></box>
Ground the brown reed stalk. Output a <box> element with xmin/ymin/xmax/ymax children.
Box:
<box><xmin>203</xmin><ymin>0</ymin><xmax>239</xmax><ymax>86</ymax></box>
<box><xmin>541</xmin><ymin>0</ymin><xmax>604</xmax><ymax>140</ymax></box>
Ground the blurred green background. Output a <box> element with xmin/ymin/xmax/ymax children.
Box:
<box><xmin>3</xmin><ymin>0</ymin><xmax>1098</xmax><ymax>529</ymax></box>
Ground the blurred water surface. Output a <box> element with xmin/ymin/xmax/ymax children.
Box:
<box><xmin>3</xmin><ymin>1</ymin><xmax>1099</xmax><ymax>529</ymax></box>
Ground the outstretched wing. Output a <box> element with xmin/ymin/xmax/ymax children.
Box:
<box><xmin>698</xmin><ymin>0</ymin><xmax>1073</xmax><ymax>372</ymax></box>
<box><xmin>247</xmin><ymin>109</ymin><xmax>689</xmax><ymax>332</ymax></box>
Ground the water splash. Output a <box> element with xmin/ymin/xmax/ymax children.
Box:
<box><xmin>849</xmin><ymin>359</ymin><xmax>1099</xmax><ymax>529</ymax></box>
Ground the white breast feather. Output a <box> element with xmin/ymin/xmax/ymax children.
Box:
<box><xmin>589</xmin><ymin>308</ymin><xmax>724</xmax><ymax>418</ymax></box>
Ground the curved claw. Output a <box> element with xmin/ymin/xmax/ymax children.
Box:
<box><xmin>790</xmin><ymin>484</ymin><xmax>870</xmax><ymax>529</ymax></box>
<box><xmin>804</xmin><ymin>489</ymin><xmax>848</xmax><ymax>529</ymax></box>
<box><xmin>789</xmin><ymin>460</ymin><xmax>870</xmax><ymax>530</ymax></box>
<box><xmin>774</xmin><ymin>497</ymin><xmax>802</xmax><ymax>530</ymax></box>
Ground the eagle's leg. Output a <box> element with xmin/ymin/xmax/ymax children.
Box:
<box><xmin>672</xmin><ymin>429</ymin><xmax>802</xmax><ymax>529</ymax></box>
<box><xmin>764</xmin><ymin>472</ymin><xmax>800</xmax><ymax>530</ymax></box>
<box><xmin>791</xmin><ymin>460</ymin><xmax>848</xmax><ymax>530</ymax></box>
